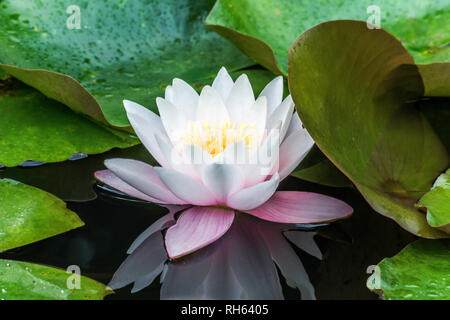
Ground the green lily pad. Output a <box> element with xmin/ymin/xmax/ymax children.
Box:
<box><xmin>288</xmin><ymin>20</ymin><xmax>449</xmax><ymax>238</ymax></box>
<box><xmin>0</xmin><ymin>81</ymin><xmax>138</xmax><ymax>167</ymax></box>
<box><xmin>417</xmin><ymin>169</ymin><xmax>450</xmax><ymax>233</ymax></box>
<box><xmin>206</xmin><ymin>0</ymin><xmax>450</xmax><ymax>76</ymax></box>
<box><xmin>291</xmin><ymin>146</ymin><xmax>352</xmax><ymax>188</ymax></box>
<box><xmin>0</xmin><ymin>0</ymin><xmax>253</xmax><ymax>129</ymax></box>
<box><xmin>367</xmin><ymin>239</ymin><xmax>450</xmax><ymax>299</ymax></box>
<box><xmin>0</xmin><ymin>178</ymin><xmax>84</xmax><ymax>252</ymax></box>
<box><xmin>0</xmin><ymin>259</ymin><xmax>112</xmax><ymax>300</ymax></box>
<box><xmin>419</xmin><ymin>97</ymin><xmax>450</xmax><ymax>151</ymax></box>
<box><xmin>418</xmin><ymin>63</ymin><xmax>450</xmax><ymax>96</ymax></box>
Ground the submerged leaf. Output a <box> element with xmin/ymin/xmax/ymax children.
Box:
<box><xmin>0</xmin><ymin>0</ymin><xmax>253</xmax><ymax>129</ymax></box>
<box><xmin>0</xmin><ymin>259</ymin><xmax>112</xmax><ymax>300</ymax></box>
<box><xmin>206</xmin><ymin>0</ymin><xmax>450</xmax><ymax>75</ymax></box>
<box><xmin>367</xmin><ymin>239</ymin><xmax>450</xmax><ymax>300</ymax></box>
<box><xmin>288</xmin><ymin>20</ymin><xmax>449</xmax><ymax>238</ymax></box>
<box><xmin>0</xmin><ymin>178</ymin><xmax>84</xmax><ymax>251</ymax></box>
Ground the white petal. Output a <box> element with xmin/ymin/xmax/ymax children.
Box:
<box><xmin>212</xmin><ymin>67</ymin><xmax>234</xmax><ymax>101</ymax></box>
<box><xmin>227</xmin><ymin>173</ymin><xmax>280</xmax><ymax>210</ymax></box>
<box><xmin>243</xmin><ymin>122</ymin><xmax>281</xmax><ymax>187</ymax></box>
<box><xmin>285</xmin><ymin>111</ymin><xmax>303</xmax><ymax>139</ymax></box>
<box><xmin>154</xmin><ymin>167</ymin><xmax>217</xmax><ymax>206</ymax></box>
<box><xmin>196</xmin><ymin>85</ymin><xmax>229</xmax><ymax>123</ymax></box>
<box><xmin>171</xmin><ymin>78</ymin><xmax>198</xmax><ymax>120</ymax></box>
<box><xmin>123</xmin><ymin>100</ymin><xmax>170</xmax><ymax>167</ymax></box>
<box><xmin>226</xmin><ymin>74</ymin><xmax>255</xmax><ymax>122</ymax></box>
<box><xmin>267</xmin><ymin>95</ymin><xmax>295</xmax><ymax>141</ymax></box>
<box><xmin>156</xmin><ymin>97</ymin><xmax>186</xmax><ymax>143</ymax></box>
<box><xmin>104</xmin><ymin>158</ymin><xmax>186</xmax><ymax>204</ymax></box>
<box><xmin>278</xmin><ymin>128</ymin><xmax>314</xmax><ymax>180</ymax></box>
<box><xmin>258</xmin><ymin>76</ymin><xmax>283</xmax><ymax>115</ymax></box>
<box><xmin>165</xmin><ymin>85</ymin><xmax>174</xmax><ymax>103</ymax></box>
<box><xmin>154</xmin><ymin>133</ymin><xmax>198</xmax><ymax>179</ymax></box>
<box><xmin>243</xmin><ymin>96</ymin><xmax>267</xmax><ymax>146</ymax></box>
<box><xmin>201</xmin><ymin>163</ymin><xmax>245</xmax><ymax>203</ymax></box>
<box><xmin>213</xmin><ymin>140</ymin><xmax>249</xmax><ymax>165</ymax></box>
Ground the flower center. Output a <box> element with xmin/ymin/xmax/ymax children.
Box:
<box><xmin>180</xmin><ymin>119</ymin><xmax>258</xmax><ymax>157</ymax></box>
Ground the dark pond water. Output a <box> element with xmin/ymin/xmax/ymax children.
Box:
<box><xmin>0</xmin><ymin>146</ymin><xmax>416</xmax><ymax>300</ymax></box>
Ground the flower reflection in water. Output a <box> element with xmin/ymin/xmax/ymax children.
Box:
<box><xmin>109</xmin><ymin>209</ymin><xmax>323</xmax><ymax>300</ymax></box>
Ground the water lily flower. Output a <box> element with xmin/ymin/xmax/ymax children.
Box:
<box><xmin>95</xmin><ymin>67</ymin><xmax>353</xmax><ymax>259</ymax></box>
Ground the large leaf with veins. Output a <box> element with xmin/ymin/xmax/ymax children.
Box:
<box><xmin>206</xmin><ymin>0</ymin><xmax>450</xmax><ymax>76</ymax></box>
<box><xmin>0</xmin><ymin>0</ymin><xmax>253</xmax><ymax>130</ymax></box>
<box><xmin>288</xmin><ymin>20</ymin><xmax>449</xmax><ymax>238</ymax></box>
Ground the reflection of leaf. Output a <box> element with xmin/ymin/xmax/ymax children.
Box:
<box><xmin>0</xmin><ymin>259</ymin><xmax>112</xmax><ymax>300</ymax></box>
<box><xmin>0</xmin><ymin>81</ymin><xmax>138</xmax><ymax>167</ymax></box>
<box><xmin>288</xmin><ymin>20</ymin><xmax>449</xmax><ymax>238</ymax></box>
<box><xmin>0</xmin><ymin>178</ymin><xmax>84</xmax><ymax>252</ymax></box>
<box><xmin>0</xmin><ymin>144</ymin><xmax>155</xmax><ymax>202</ymax></box>
<box><xmin>367</xmin><ymin>239</ymin><xmax>450</xmax><ymax>300</ymax></box>
<box><xmin>417</xmin><ymin>169</ymin><xmax>450</xmax><ymax>233</ymax></box>
<box><xmin>291</xmin><ymin>146</ymin><xmax>352</xmax><ymax>188</ymax></box>
<box><xmin>206</xmin><ymin>0</ymin><xmax>450</xmax><ymax>76</ymax></box>
<box><xmin>0</xmin><ymin>0</ymin><xmax>253</xmax><ymax>130</ymax></box>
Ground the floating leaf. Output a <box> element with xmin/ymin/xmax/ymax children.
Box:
<box><xmin>0</xmin><ymin>178</ymin><xmax>84</xmax><ymax>251</ymax></box>
<box><xmin>206</xmin><ymin>0</ymin><xmax>450</xmax><ymax>75</ymax></box>
<box><xmin>0</xmin><ymin>0</ymin><xmax>253</xmax><ymax>129</ymax></box>
<box><xmin>367</xmin><ymin>239</ymin><xmax>450</xmax><ymax>300</ymax></box>
<box><xmin>0</xmin><ymin>81</ymin><xmax>138</xmax><ymax>167</ymax></box>
<box><xmin>417</xmin><ymin>169</ymin><xmax>450</xmax><ymax>233</ymax></box>
<box><xmin>288</xmin><ymin>20</ymin><xmax>449</xmax><ymax>238</ymax></box>
<box><xmin>0</xmin><ymin>259</ymin><xmax>112</xmax><ymax>300</ymax></box>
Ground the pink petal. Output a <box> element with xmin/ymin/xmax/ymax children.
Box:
<box><xmin>104</xmin><ymin>158</ymin><xmax>186</xmax><ymax>205</ymax></box>
<box><xmin>94</xmin><ymin>169</ymin><xmax>167</xmax><ymax>203</ymax></box>
<box><xmin>154</xmin><ymin>167</ymin><xmax>217</xmax><ymax>206</ymax></box>
<box><xmin>165</xmin><ymin>206</ymin><xmax>235</xmax><ymax>259</ymax></box>
<box><xmin>244</xmin><ymin>191</ymin><xmax>353</xmax><ymax>224</ymax></box>
<box><xmin>127</xmin><ymin>205</ymin><xmax>190</xmax><ymax>254</ymax></box>
<box><xmin>227</xmin><ymin>173</ymin><xmax>280</xmax><ymax>211</ymax></box>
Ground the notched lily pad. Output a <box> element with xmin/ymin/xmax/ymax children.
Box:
<box><xmin>0</xmin><ymin>0</ymin><xmax>253</xmax><ymax>129</ymax></box>
<box><xmin>206</xmin><ymin>0</ymin><xmax>450</xmax><ymax>76</ymax></box>
<box><xmin>288</xmin><ymin>20</ymin><xmax>449</xmax><ymax>238</ymax></box>
<box><xmin>417</xmin><ymin>169</ymin><xmax>450</xmax><ymax>233</ymax></box>
<box><xmin>0</xmin><ymin>81</ymin><xmax>138</xmax><ymax>167</ymax></box>
<box><xmin>367</xmin><ymin>239</ymin><xmax>450</xmax><ymax>300</ymax></box>
<box><xmin>0</xmin><ymin>178</ymin><xmax>84</xmax><ymax>252</ymax></box>
<box><xmin>0</xmin><ymin>259</ymin><xmax>113</xmax><ymax>300</ymax></box>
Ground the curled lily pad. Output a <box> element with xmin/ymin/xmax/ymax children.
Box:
<box><xmin>0</xmin><ymin>81</ymin><xmax>138</xmax><ymax>167</ymax></box>
<box><xmin>288</xmin><ymin>20</ymin><xmax>449</xmax><ymax>238</ymax></box>
<box><xmin>0</xmin><ymin>178</ymin><xmax>84</xmax><ymax>252</ymax></box>
<box><xmin>0</xmin><ymin>259</ymin><xmax>112</xmax><ymax>300</ymax></box>
<box><xmin>206</xmin><ymin>0</ymin><xmax>450</xmax><ymax>76</ymax></box>
<box><xmin>0</xmin><ymin>0</ymin><xmax>253</xmax><ymax>130</ymax></box>
<box><xmin>367</xmin><ymin>239</ymin><xmax>450</xmax><ymax>300</ymax></box>
<box><xmin>417</xmin><ymin>169</ymin><xmax>450</xmax><ymax>233</ymax></box>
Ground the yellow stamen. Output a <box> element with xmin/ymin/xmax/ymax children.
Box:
<box><xmin>180</xmin><ymin>119</ymin><xmax>258</xmax><ymax>157</ymax></box>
